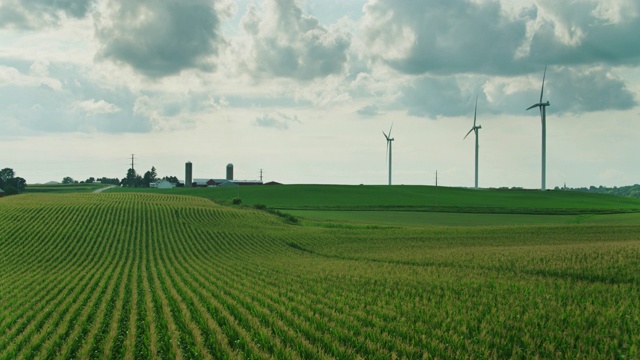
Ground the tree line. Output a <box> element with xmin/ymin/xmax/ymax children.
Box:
<box><xmin>60</xmin><ymin>166</ymin><xmax>179</xmax><ymax>188</ymax></box>
<box><xmin>562</xmin><ymin>184</ymin><xmax>640</xmax><ymax>198</ymax></box>
<box><xmin>0</xmin><ymin>168</ymin><xmax>27</xmax><ymax>195</ymax></box>
<box><xmin>122</xmin><ymin>166</ymin><xmax>179</xmax><ymax>188</ymax></box>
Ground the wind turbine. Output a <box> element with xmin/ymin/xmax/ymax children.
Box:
<box><xmin>464</xmin><ymin>95</ymin><xmax>481</xmax><ymax>189</ymax></box>
<box><xmin>526</xmin><ymin>65</ymin><xmax>551</xmax><ymax>191</ymax></box>
<box><xmin>382</xmin><ymin>122</ymin><xmax>394</xmax><ymax>185</ymax></box>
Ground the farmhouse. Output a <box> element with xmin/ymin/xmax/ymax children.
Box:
<box><xmin>150</xmin><ymin>179</ymin><xmax>176</xmax><ymax>189</ymax></box>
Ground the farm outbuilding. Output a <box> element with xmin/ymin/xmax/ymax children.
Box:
<box><xmin>150</xmin><ymin>180</ymin><xmax>176</xmax><ymax>189</ymax></box>
<box><xmin>0</xmin><ymin>188</ymin><xmax>4</xmax><ymax>198</ymax></box>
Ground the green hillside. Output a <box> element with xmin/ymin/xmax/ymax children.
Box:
<box><xmin>0</xmin><ymin>193</ymin><xmax>638</xmax><ymax>358</ymax></box>
<box><xmin>111</xmin><ymin>184</ymin><xmax>640</xmax><ymax>214</ymax></box>
<box><xmin>25</xmin><ymin>183</ymin><xmax>107</xmax><ymax>193</ymax></box>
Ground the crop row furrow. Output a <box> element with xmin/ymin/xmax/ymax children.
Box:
<box><xmin>8</xmin><ymin>234</ymin><xmax>117</xmax><ymax>360</ymax></box>
<box><xmin>149</xmin><ymin>243</ymin><xmax>200</xmax><ymax>359</ymax></box>
<box><xmin>0</xmin><ymin>216</ymin><xmax>115</xmax><ymax>354</ymax></box>
<box><xmin>171</xmin><ymin>237</ymin><xmax>320</xmax><ymax>359</ymax></box>
<box><xmin>160</xmin><ymin>228</ymin><xmax>277</xmax><ymax>359</ymax></box>
<box><xmin>168</xmin><ymin>226</ymin><xmax>339</xmax><ymax>358</ymax></box>
<box><xmin>84</xmin><ymin>237</ymin><xmax>131</xmax><ymax>358</ymax></box>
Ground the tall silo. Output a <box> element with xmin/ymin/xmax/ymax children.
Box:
<box><xmin>226</xmin><ymin>163</ymin><xmax>234</xmax><ymax>181</ymax></box>
<box><xmin>185</xmin><ymin>161</ymin><xmax>193</xmax><ymax>187</ymax></box>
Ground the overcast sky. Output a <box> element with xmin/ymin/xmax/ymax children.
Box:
<box><xmin>1</xmin><ymin>0</ymin><xmax>639</xmax><ymax>188</ymax></box>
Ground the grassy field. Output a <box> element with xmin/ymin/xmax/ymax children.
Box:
<box><xmin>25</xmin><ymin>183</ymin><xmax>108</xmax><ymax>193</ymax></box>
<box><xmin>109</xmin><ymin>184</ymin><xmax>640</xmax><ymax>213</ymax></box>
<box><xmin>287</xmin><ymin>209</ymin><xmax>640</xmax><ymax>227</ymax></box>
<box><xmin>0</xmin><ymin>191</ymin><xmax>638</xmax><ymax>358</ymax></box>
<box><xmin>109</xmin><ymin>184</ymin><xmax>640</xmax><ymax>226</ymax></box>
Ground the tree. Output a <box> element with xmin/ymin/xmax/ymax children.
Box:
<box><xmin>100</xmin><ymin>177</ymin><xmax>120</xmax><ymax>185</ymax></box>
<box><xmin>142</xmin><ymin>166</ymin><xmax>158</xmax><ymax>187</ymax></box>
<box><xmin>163</xmin><ymin>175</ymin><xmax>179</xmax><ymax>184</ymax></box>
<box><xmin>125</xmin><ymin>168</ymin><xmax>137</xmax><ymax>187</ymax></box>
<box><xmin>0</xmin><ymin>168</ymin><xmax>26</xmax><ymax>195</ymax></box>
<box><xmin>62</xmin><ymin>176</ymin><xmax>75</xmax><ymax>184</ymax></box>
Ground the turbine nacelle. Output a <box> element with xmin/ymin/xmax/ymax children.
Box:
<box><xmin>526</xmin><ymin>101</ymin><xmax>550</xmax><ymax>111</ymax></box>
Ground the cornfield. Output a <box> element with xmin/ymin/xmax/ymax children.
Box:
<box><xmin>0</xmin><ymin>193</ymin><xmax>638</xmax><ymax>359</ymax></box>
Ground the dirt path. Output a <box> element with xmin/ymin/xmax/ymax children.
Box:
<box><xmin>92</xmin><ymin>185</ymin><xmax>117</xmax><ymax>193</ymax></box>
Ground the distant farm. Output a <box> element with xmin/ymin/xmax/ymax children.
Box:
<box><xmin>0</xmin><ymin>185</ymin><xmax>638</xmax><ymax>358</ymax></box>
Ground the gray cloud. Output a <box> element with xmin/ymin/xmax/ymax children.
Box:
<box><xmin>361</xmin><ymin>0</ymin><xmax>528</xmax><ymax>76</ymax></box>
<box><xmin>527</xmin><ymin>1</ymin><xmax>640</xmax><ymax>67</ymax></box>
<box><xmin>538</xmin><ymin>67</ymin><xmax>637</xmax><ymax>113</ymax></box>
<box><xmin>361</xmin><ymin>0</ymin><xmax>640</xmax><ymax>75</ymax></box>
<box><xmin>0</xmin><ymin>0</ymin><xmax>95</xmax><ymax>29</ymax></box>
<box><xmin>254</xmin><ymin>112</ymin><xmax>300</xmax><ymax>130</ymax></box>
<box><xmin>398</xmin><ymin>66</ymin><xmax>636</xmax><ymax>118</ymax></box>
<box><xmin>357</xmin><ymin>104</ymin><xmax>381</xmax><ymax>117</ymax></box>
<box><xmin>95</xmin><ymin>0</ymin><xmax>223</xmax><ymax>78</ymax></box>
<box><xmin>241</xmin><ymin>0</ymin><xmax>351</xmax><ymax>80</ymax></box>
<box><xmin>399</xmin><ymin>76</ymin><xmax>481</xmax><ymax>118</ymax></box>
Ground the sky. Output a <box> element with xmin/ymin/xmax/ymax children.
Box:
<box><xmin>1</xmin><ymin>0</ymin><xmax>639</xmax><ymax>188</ymax></box>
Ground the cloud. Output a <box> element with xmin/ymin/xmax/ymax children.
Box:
<box><xmin>0</xmin><ymin>62</ymin><xmax>153</xmax><ymax>134</ymax></box>
<box><xmin>94</xmin><ymin>0</ymin><xmax>224</xmax><ymax>78</ymax></box>
<box><xmin>360</xmin><ymin>0</ymin><xmax>528</xmax><ymax>75</ymax></box>
<box><xmin>360</xmin><ymin>0</ymin><xmax>640</xmax><ymax>76</ymax></box>
<box><xmin>0</xmin><ymin>0</ymin><xmax>95</xmax><ymax>29</ymax></box>
<box><xmin>357</xmin><ymin>104</ymin><xmax>381</xmax><ymax>117</ymax></box>
<box><xmin>525</xmin><ymin>0</ymin><xmax>640</xmax><ymax>66</ymax></box>
<box><xmin>396</xmin><ymin>65</ymin><xmax>636</xmax><ymax>118</ymax></box>
<box><xmin>549</xmin><ymin>66</ymin><xmax>637</xmax><ymax>113</ymax></box>
<box><xmin>73</xmin><ymin>99</ymin><xmax>121</xmax><ymax>115</ymax></box>
<box><xmin>254</xmin><ymin>112</ymin><xmax>300</xmax><ymax>130</ymax></box>
<box><xmin>399</xmin><ymin>75</ymin><xmax>482</xmax><ymax>118</ymax></box>
<box><xmin>486</xmin><ymin>66</ymin><xmax>637</xmax><ymax>115</ymax></box>
<box><xmin>239</xmin><ymin>0</ymin><xmax>351</xmax><ymax>80</ymax></box>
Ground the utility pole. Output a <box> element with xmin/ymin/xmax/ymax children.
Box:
<box><xmin>435</xmin><ymin>170</ymin><xmax>438</xmax><ymax>207</ymax></box>
<box><xmin>129</xmin><ymin>154</ymin><xmax>135</xmax><ymax>187</ymax></box>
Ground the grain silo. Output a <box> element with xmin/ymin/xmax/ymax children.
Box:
<box><xmin>226</xmin><ymin>163</ymin><xmax>234</xmax><ymax>181</ymax></box>
<box><xmin>185</xmin><ymin>161</ymin><xmax>193</xmax><ymax>187</ymax></box>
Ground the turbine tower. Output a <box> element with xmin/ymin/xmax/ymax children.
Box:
<box><xmin>464</xmin><ymin>95</ymin><xmax>482</xmax><ymax>189</ymax></box>
<box><xmin>526</xmin><ymin>65</ymin><xmax>551</xmax><ymax>191</ymax></box>
<box><xmin>382</xmin><ymin>123</ymin><xmax>394</xmax><ymax>185</ymax></box>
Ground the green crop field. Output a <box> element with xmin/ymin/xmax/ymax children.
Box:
<box><xmin>0</xmin><ymin>191</ymin><xmax>638</xmax><ymax>358</ymax></box>
<box><xmin>25</xmin><ymin>183</ymin><xmax>107</xmax><ymax>194</ymax></box>
<box><xmin>110</xmin><ymin>184</ymin><xmax>640</xmax><ymax>213</ymax></box>
<box><xmin>110</xmin><ymin>184</ymin><xmax>640</xmax><ymax>226</ymax></box>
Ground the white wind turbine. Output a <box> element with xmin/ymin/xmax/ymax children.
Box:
<box><xmin>382</xmin><ymin>122</ymin><xmax>394</xmax><ymax>185</ymax></box>
<box><xmin>526</xmin><ymin>65</ymin><xmax>551</xmax><ymax>191</ymax></box>
<box><xmin>464</xmin><ymin>95</ymin><xmax>482</xmax><ymax>189</ymax></box>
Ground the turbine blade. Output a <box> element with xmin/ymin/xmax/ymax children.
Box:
<box><xmin>464</xmin><ymin>128</ymin><xmax>474</xmax><ymax>140</ymax></box>
<box><xmin>526</xmin><ymin>103</ymin><xmax>539</xmax><ymax>111</ymax></box>
<box><xmin>388</xmin><ymin>121</ymin><xmax>394</xmax><ymax>137</ymax></box>
<box><xmin>473</xmin><ymin>94</ymin><xmax>478</xmax><ymax>128</ymax></box>
<box><xmin>540</xmin><ymin>65</ymin><xmax>547</xmax><ymax>103</ymax></box>
<box><xmin>382</xmin><ymin>130</ymin><xmax>388</xmax><ymax>140</ymax></box>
